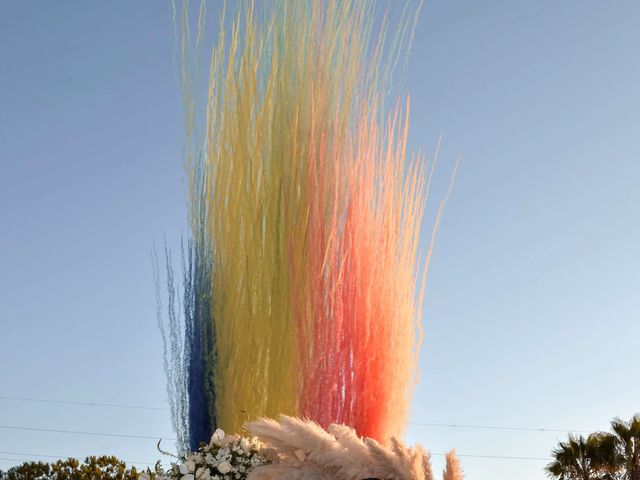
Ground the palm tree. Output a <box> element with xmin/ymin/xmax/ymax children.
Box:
<box><xmin>595</xmin><ymin>432</ymin><xmax>623</xmax><ymax>480</ymax></box>
<box><xmin>609</xmin><ymin>415</ymin><xmax>640</xmax><ymax>480</ymax></box>
<box><xmin>546</xmin><ymin>433</ymin><xmax>614</xmax><ymax>480</ymax></box>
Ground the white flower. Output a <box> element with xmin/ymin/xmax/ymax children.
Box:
<box><xmin>196</xmin><ymin>466</ymin><xmax>211</xmax><ymax>480</ymax></box>
<box><xmin>211</xmin><ymin>429</ymin><xmax>226</xmax><ymax>446</ymax></box>
<box><xmin>216</xmin><ymin>449</ymin><xmax>231</xmax><ymax>463</ymax></box>
<box><xmin>138</xmin><ymin>473</ymin><xmax>151</xmax><ymax>480</ymax></box>
<box><xmin>239</xmin><ymin>438</ymin><xmax>251</xmax><ymax>451</ymax></box>
<box><xmin>179</xmin><ymin>464</ymin><xmax>190</xmax><ymax>475</ymax></box>
<box><xmin>181</xmin><ymin>475</ymin><xmax>195</xmax><ymax>480</ymax></box>
<box><xmin>217</xmin><ymin>461</ymin><xmax>232</xmax><ymax>474</ymax></box>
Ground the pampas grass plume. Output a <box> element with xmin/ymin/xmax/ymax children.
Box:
<box><xmin>442</xmin><ymin>449</ymin><xmax>464</xmax><ymax>480</ymax></box>
<box><xmin>248</xmin><ymin>415</ymin><xmax>439</xmax><ymax>480</ymax></box>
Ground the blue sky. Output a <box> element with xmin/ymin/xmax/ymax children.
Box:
<box><xmin>1</xmin><ymin>2</ymin><xmax>639</xmax><ymax>479</ymax></box>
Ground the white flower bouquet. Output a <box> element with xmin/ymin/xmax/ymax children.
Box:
<box><xmin>151</xmin><ymin>429</ymin><xmax>267</xmax><ymax>480</ymax></box>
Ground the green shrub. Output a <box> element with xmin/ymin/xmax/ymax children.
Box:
<box><xmin>0</xmin><ymin>455</ymin><xmax>156</xmax><ymax>480</ymax></box>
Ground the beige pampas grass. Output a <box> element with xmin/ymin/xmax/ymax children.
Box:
<box><xmin>442</xmin><ymin>449</ymin><xmax>464</xmax><ymax>480</ymax></box>
<box><xmin>422</xmin><ymin>451</ymin><xmax>435</xmax><ymax>480</ymax></box>
<box><xmin>247</xmin><ymin>415</ymin><xmax>435</xmax><ymax>480</ymax></box>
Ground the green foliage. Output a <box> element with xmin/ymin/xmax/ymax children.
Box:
<box><xmin>545</xmin><ymin>433</ymin><xmax>615</xmax><ymax>480</ymax></box>
<box><xmin>609</xmin><ymin>416</ymin><xmax>640</xmax><ymax>480</ymax></box>
<box><xmin>547</xmin><ymin>414</ymin><xmax>640</xmax><ymax>480</ymax></box>
<box><xmin>0</xmin><ymin>455</ymin><xmax>157</xmax><ymax>480</ymax></box>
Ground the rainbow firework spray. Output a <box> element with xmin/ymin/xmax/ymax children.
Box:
<box><xmin>158</xmin><ymin>0</ymin><xmax>451</xmax><ymax>453</ymax></box>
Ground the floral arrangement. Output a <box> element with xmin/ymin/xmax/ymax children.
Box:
<box><xmin>144</xmin><ymin>416</ymin><xmax>463</xmax><ymax>480</ymax></box>
<box><xmin>146</xmin><ymin>429</ymin><xmax>267</xmax><ymax>480</ymax></box>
